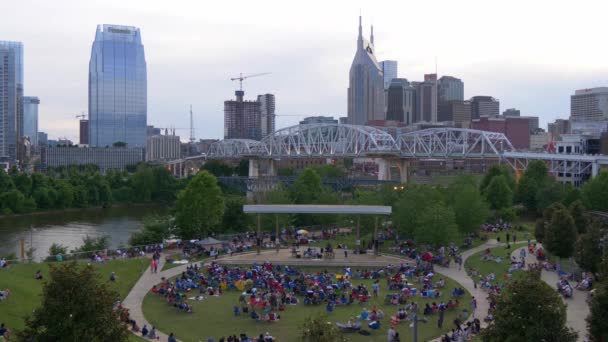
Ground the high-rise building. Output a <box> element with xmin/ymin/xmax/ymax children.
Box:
<box><xmin>571</xmin><ymin>87</ymin><xmax>608</xmax><ymax>121</ymax></box>
<box><xmin>502</xmin><ymin>108</ymin><xmax>521</xmax><ymax>117</ymax></box>
<box><xmin>470</xmin><ymin>96</ymin><xmax>499</xmax><ymax>119</ymax></box>
<box><xmin>438</xmin><ymin>76</ymin><xmax>464</xmax><ymax>102</ymax></box>
<box><xmin>471</xmin><ymin>116</ymin><xmax>531</xmax><ymax>149</ymax></box>
<box><xmin>147</xmin><ymin>125</ymin><xmax>161</xmax><ymax>137</ymax></box>
<box><xmin>22</xmin><ymin>96</ymin><xmax>39</xmax><ymax>146</ymax></box>
<box><xmin>44</xmin><ymin>146</ymin><xmax>144</xmax><ymax>171</ymax></box>
<box><xmin>0</xmin><ymin>41</ymin><xmax>24</xmax><ymax>166</ymax></box>
<box><xmin>413</xmin><ymin>74</ymin><xmax>438</xmax><ymax>123</ymax></box>
<box><xmin>89</xmin><ymin>25</ymin><xmax>147</xmax><ymax>148</ymax></box>
<box><xmin>347</xmin><ymin>17</ymin><xmax>385</xmax><ymax>125</ymax></box>
<box><xmin>438</xmin><ymin>100</ymin><xmax>471</xmax><ymax>127</ymax></box>
<box><xmin>386</xmin><ymin>78</ymin><xmax>415</xmax><ymax>125</ymax></box>
<box><xmin>224</xmin><ymin>90</ymin><xmax>261</xmax><ymax>140</ymax></box>
<box><xmin>146</xmin><ymin>130</ymin><xmax>181</xmax><ymax>161</ymax></box>
<box><xmin>79</xmin><ymin>119</ymin><xmax>89</xmax><ymax>145</ymax></box>
<box><xmin>37</xmin><ymin>132</ymin><xmax>48</xmax><ymax>146</ymax></box>
<box><xmin>258</xmin><ymin>94</ymin><xmax>275</xmax><ymax>137</ymax></box>
<box><xmin>548</xmin><ymin>118</ymin><xmax>570</xmax><ymax>141</ymax></box>
<box><xmin>299</xmin><ymin>116</ymin><xmax>338</xmax><ymax>125</ymax></box>
<box><xmin>380</xmin><ymin>60</ymin><xmax>398</xmax><ymax>89</ymax></box>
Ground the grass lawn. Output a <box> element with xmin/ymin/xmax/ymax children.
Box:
<box><xmin>143</xmin><ymin>267</ymin><xmax>472</xmax><ymax>342</ymax></box>
<box><xmin>464</xmin><ymin>242</ymin><xmax>529</xmax><ymax>286</ymax></box>
<box><xmin>0</xmin><ymin>258</ymin><xmax>149</xmax><ymax>332</ymax></box>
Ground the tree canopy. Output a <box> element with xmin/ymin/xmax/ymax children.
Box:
<box><xmin>482</xmin><ymin>271</ymin><xmax>577</xmax><ymax>342</ymax></box>
<box><xmin>582</xmin><ymin>171</ymin><xmax>608</xmax><ymax>211</ymax></box>
<box><xmin>393</xmin><ymin>185</ymin><xmax>444</xmax><ymax>238</ymax></box>
<box><xmin>18</xmin><ymin>262</ymin><xmax>130</xmax><ymax>342</ymax></box>
<box><xmin>174</xmin><ymin>170</ymin><xmax>225</xmax><ymax>239</ymax></box>
<box><xmin>483</xmin><ymin>175</ymin><xmax>512</xmax><ymax>210</ymax></box>
<box><xmin>544</xmin><ymin>208</ymin><xmax>577</xmax><ymax>259</ymax></box>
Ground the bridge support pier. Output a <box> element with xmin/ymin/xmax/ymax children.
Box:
<box><xmin>592</xmin><ymin>162</ymin><xmax>599</xmax><ymax>178</ymax></box>
<box><xmin>248</xmin><ymin>159</ymin><xmax>259</xmax><ymax>178</ymax></box>
<box><xmin>268</xmin><ymin>159</ymin><xmax>277</xmax><ymax>177</ymax></box>
<box><xmin>396</xmin><ymin>160</ymin><xmax>409</xmax><ymax>184</ymax></box>
<box><xmin>377</xmin><ymin>158</ymin><xmax>391</xmax><ymax>181</ymax></box>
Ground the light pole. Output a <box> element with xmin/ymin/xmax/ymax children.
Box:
<box><xmin>412</xmin><ymin>307</ymin><xmax>428</xmax><ymax>342</ymax></box>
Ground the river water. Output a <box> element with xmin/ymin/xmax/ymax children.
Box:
<box><xmin>0</xmin><ymin>205</ymin><xmax>167</xmax><ymax>261</ymax></box>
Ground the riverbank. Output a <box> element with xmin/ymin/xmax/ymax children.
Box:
<box><xmin>0</xmin><ymin>202</ymin><xmax>169</xmax><ymax>220</ymax></box>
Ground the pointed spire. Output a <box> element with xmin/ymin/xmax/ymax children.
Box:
<box><xmin>357</xmin><ymin>16</ymin><xmax>363</xmax><ymax>49</ymax></box>
<box><xmin>370</xmin><ymin>25</ymin><xmax>374</xmax><ymax>45</ymax></box>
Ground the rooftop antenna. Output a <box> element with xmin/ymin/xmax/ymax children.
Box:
<box><xmin>189</xmin><ymin>104</ymin><xmax>195</xmax><ymax>143</ymax></box>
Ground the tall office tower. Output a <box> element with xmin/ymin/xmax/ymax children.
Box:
<box><xmin>386</xmin><ymin>78</ymin><xmax>415</xmax><ymax>124</ymax></box>
<box><xmin>146</xmin><ymin>125</ymin><xmax>161</xmax><ymax>137</ymax></box>
<box><xmin>79</xmin><ymin>119</ymin><xmax>89</xmax><ymax>144</ymax></box>
<box><xmin>502</xmin><ymin>108</ymin><xmax>520</xmax><ymax>117</ymax></box>
<box><xmin>470</xmin><ymin>96</ymin><xmax>500</xmax><ymax>119</ymax></box>
<box><xmin>413</xmin><ymin>74</ymin><xmax>438</xmax><ymax>123</ymax></box>
<box><xmin>438</xmin><ymin>76</ymin><xmax>464</xmax><ymax>102</ymax></box>
<box><xmin>89</xmin><ymin>25</ymin><xmax>147</xmax><ymax>148</ymax></box>
<box><xmin>0</xmin><ymin>41</ymin><xmax>24</xmax><ymax>165</ymax></box>
<box><xmin>22</xmin><ymin>96</ymin><xmax>39</xmax><ymax>146</ymax></box>
<box><xmin>438</xmin><ymin>100</ymin><xmax>471</xmax><ymax>127</ymax></box>
<box><xmin>258</xmin><ymin>93</ymin><xmax>275</xmax><ymax>137</ymax></box>
<box><xmin>347</xmin><ymin>16</ymin><xmax>385</xmax><ymax>125</ymax></box>
<box><xmin>571</xmin><ymin>87</ymin><xmax>608</xmax><ymax>121</ymax></box>
<box><xmin>224</xmin><ymin>90</ymin><xmax>261</xmax><ymax>140</ymax></box>
<box><xmin>380</xmin><ymin>60</ymin><xmax>398</xmax><ymax>89</ymax></box>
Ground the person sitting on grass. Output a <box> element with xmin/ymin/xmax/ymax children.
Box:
<box><xmin>35</xmin><ymin>270</ymin><xmax>43</xmax><ymax>280</ymax></box>
<box><xmin>148</xmin><ymin>326</ymin><xmax>158</xmax><ymax>339</ymax></box>
<box><xmin>0</xmin><ymin>258</ymin><xmax>8</xmax><ymax>269</ymax></box>
<box><xmin>109</xmin><ymin>272</ymin><xmax>116</xmax><ymax>282</ymax></box>
<box><xmin>0</xmin><ymin>289</ymin><xmax>10</xmax><ymax>301</ymax></box>
<box><xmin>250</xmin><ymin>309</ymin><xmax>259</xmax><ymax>320</ymax></box>
<box><xmin>141</xmin><ymin>324</ymin><xmax>149</xmax><ymax>337</ymax></box>
<box><xmin>0</xmin><ymin>323</ymin><xmax>11</xmax><ymax>340</ymax></box>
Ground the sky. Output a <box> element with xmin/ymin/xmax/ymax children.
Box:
<box><xmin>2</xmin><ymin>0</ymin><xmax>608</xmax><ymax>142</ymax></box>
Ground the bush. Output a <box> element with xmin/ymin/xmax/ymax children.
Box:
<box><xmin>71</xmin><ymin>235</ymin><xmax>110</xmax><ymax>255</ymax></box>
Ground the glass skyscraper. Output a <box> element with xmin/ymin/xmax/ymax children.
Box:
<box><xmin>0</xmin><ymin>41</ymin><xmax>24</xmax><ymax>165</ymax></box>
<box><xmin>22</xmin><ymin>96</ymin><xmax>39</xmax><ymax>146</ymax></box>
<box><xmin>89</xmin><ymin>25</ymin><xmax>147</xmax><ymax>148</ymax></box>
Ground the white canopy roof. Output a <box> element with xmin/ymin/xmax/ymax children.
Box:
<box><xmin>243</xmin><ymin>204</ymin><xmax>391</xmax><ymax>215</ymax></box>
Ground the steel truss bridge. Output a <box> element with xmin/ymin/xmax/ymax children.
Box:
<box><xmin>168</xmin><ymin>123</ymin><xmax>608</xmax><ymax>183</ymax></box>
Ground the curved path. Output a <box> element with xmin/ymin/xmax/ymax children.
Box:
<box><xmin>123</xmin><ymin>243</ymin><xmax>501</xmax><ymax>342</ymax></box>
<box><xmin>510</xmin><ymin>245</ymin><xmax>589</xmax><ymax>341</ymax></box>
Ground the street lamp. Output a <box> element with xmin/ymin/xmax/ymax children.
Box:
<box><xmin>411</xmin><ymin>307</ymin><xmax>428</xmax><ymax>342</ymax></box>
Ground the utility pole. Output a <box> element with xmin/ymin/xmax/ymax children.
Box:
<box><xmin>30</xmin><ymin>225</ymin><xmax>33</xmax><ymax>262</ymax></box>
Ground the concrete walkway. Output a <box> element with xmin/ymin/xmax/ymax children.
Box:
<box><xmin>511</xmin><ymin>245</ymin><xmax>589</xmax><ymax>341</ymax></box>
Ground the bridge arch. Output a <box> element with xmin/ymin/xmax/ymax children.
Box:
<box><xmin>262</xmin><ymin>123</ymin><xmax>396</xmax><ymax>158</ymax></box>
<box><xmin>396</xmin><ymin>127</ymin><xmax>515</xmax><ymax>158</ymax></box>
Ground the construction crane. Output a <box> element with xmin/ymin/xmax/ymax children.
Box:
<box><xmin>230</xmin><ymin>72</ymin><xmax>270</xmax><ymax>91</ymax></box>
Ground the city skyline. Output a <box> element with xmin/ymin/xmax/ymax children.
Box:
<box><xmin>2</xmin><ymin>0</ymin><xmax>608</xmax><ymax>141</ymax></box>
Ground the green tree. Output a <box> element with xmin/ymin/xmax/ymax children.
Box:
<box><xmin>544</xmin><ymin>208</ymin><xmax>577</xmax><ymax>259</ymax></box>
<box><xmin>12</xmin><ymin>172</ymin><xmax>32</xmax><ymax>195</ymax></box>
<box><xmin>446</xmin><ymin>179</ymin><xmax>490</xmax><ymax>235</ymax></box>
<box><xmin>574</xmin><ymin>222</ymin><xmax>603</xmax><ymax>273</ymax></box>
<box><xmin>203</xmin><ymin>161</ymin><xmax>234</xmax><ymax>177</ymax></box>
<box><xmin>54</xmin><ymin>180</ymin><xmax>74</xmax><ymax>209</ymax></box>
<box><xmin>414</xmin><ymin>203</ymin><xmax>459</xmax><ymax>246</ymax></box>
<box><xmin>0</xmin><ymin>169</ymin><xmax>15</xmax><ymax>193</ymax></box>
<box><xmin>131</xmin><ymin>164</ymin><xmax>154</xmax><ymax>202</ymax></box>
<box><xmin>582</xmin><ymin>171</ymin><xmax>608</xmax><ymax>211</ymax></box>
<box><xmin>260</xmin><ymin>187</ymin><xmax>293</xmax><ymax>230</ymax></box>
<box><xmin>234</xmin><ymin>159</ymin><xmax>249</xmax><ymax>177</ymax></box>
<box><xmin>18</xmin><ymin>262</ymin><xmax>130</xmax><ymax>341</ymax></box>
<box><xmin>393</xmin><ymin>185</ymin><xmax>444</xmax><ymax>238</ymax></box>
<box><xmin>535</xmin><ymin>181</ymin><xmax>566</xmax><ymax>214</ymax></box>
<box><xmin>300</xmin><ymin>315</ymin><xmax>347</xmax><ymax>342</ymax></box>
<box><xmin>311</xmin><ymin>164</ymin><xmax>346</xmax><ymax>178</ymax></box>
<box><xmin>482</xmin><ymin>271</ymin><xmax>577</xmax><ymax>342</ymax></box>
<box><xmin>48</xmin><ymin>243</ymin><xmax>68</xmax><ymax>257</ymax></box>
<box><xmin>129</xmin><ymin>216</ymin><xmax>173</xmax><ymax>246</ymax></box>
<box><xmin>515</xmin><ymin>160</ymin><xmax>550</xmax><ymax>212</ymax></box>
<box><xmin>535</xmin><ymin>203</ymin><xmax>567</xmax><ymax>243</ymax></box>
<box><xmin>222</xmin><ymin>195</ymin><xmax>251</xmax><ymax>232</ymax></box>
<box><xmin>0</xmin><ymin>189</ymin><xmax>26</xmax><ymax>214</ymax></box>
<box><xmin>72</xmin><ymin>235</ymin><xmax>110</xmax><ymax>254</ymax></box>
<box><xmin>289</xmin><ymin>168</ymin><xmax>325</xmax><ymax>204</ymax></box>
<box><xmin>587</xmin><ymin>280</ymin><xmax>608</xmax><ymax>342</ymax></box>
<box><xmin>174</xmin><ymin>171</ymin><xmax>224</xmax><ymax>239</ymax></box>
<box><xmin>483</xmin><ymin>175</ymin><xmax>512</xmax><ymax>210</ymax></box>
<box><xmin>569</xmin><ymin>200</ymin><xmax>588</xmax><ymax>234</ymax></box>
<box><xmin>480</xmin><ymin>164</ymin><xmax>514</xmax><ymax>192</ymax></box>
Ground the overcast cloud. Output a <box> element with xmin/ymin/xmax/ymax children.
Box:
<box><xmin>2</xmin><ymin>0</ymin><xmax>607</xmax><ymax>141</ymax></box>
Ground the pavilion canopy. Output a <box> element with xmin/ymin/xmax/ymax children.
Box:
<box><xmin>243</xmin><ymin>204</ymin><xmax>391</xmax><ymax>215</ymax></box>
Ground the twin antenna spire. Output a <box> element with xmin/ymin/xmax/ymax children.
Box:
<box><xmin>358</xmin><ymin>15</ymin><xmax>375</xmax><ymax>47</ymax></box>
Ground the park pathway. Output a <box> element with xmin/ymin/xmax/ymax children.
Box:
<box><xmin>511</xmin><ymin>245</ymin><xmax>589</xmax><ymax>341</ymax></box>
